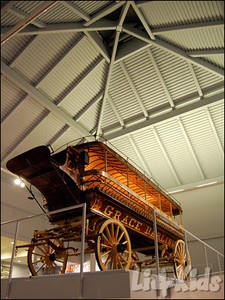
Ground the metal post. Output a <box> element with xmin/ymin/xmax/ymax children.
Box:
<box><xmin>203</xmin><ymin>244</ymin><xmax>209</xmax><ymax>269</ymax></box>
<box><xmin>217</xmin><ymin>253</ymin><xmax>222</xmax><ymax>274</ymax></box>
<box><xmin>79</xmin><ymin>203</ymin><xmax>87</xmax><ymax>299</ymax></box>
<box><xmin>184</xmin><ymin>231</ymin><xmax>191</xmax><ymax>279</ymax></box>
<box><xmin>6</xmin><ymin>220</ymin><xmax>20</xmax><ymax>299</ymax></box>
<box><xmin>153</xmin><ymin>209</ymin><xmax>160</xmax><ymax>295</ymax></box>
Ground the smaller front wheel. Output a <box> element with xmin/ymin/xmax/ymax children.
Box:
<box><xmin>27</xmin><ymin>238</ymin><xmax>68</xmax><ymax>276</ymax></box>
<box><xmin>96</xmin><ymin>219</ymin><xmax>132</xmax><ymax>270</ymax></box>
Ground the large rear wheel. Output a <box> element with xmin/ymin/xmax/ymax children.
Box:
<box><xmin>96</xmin><ymin>219</ymin><xmax>132</xmax><ymax>270</ymax></box>
<box><xmin>174</xmin><ymin>239</ymin><xmax>191</xmax><ymax>280</ymax></box>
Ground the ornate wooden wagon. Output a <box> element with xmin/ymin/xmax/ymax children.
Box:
<box><xmin>6</xmin><ymin>140</ymin><xmax>191</xmax><ymax>279</ymax></box>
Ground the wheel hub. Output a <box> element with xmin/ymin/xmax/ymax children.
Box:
<box><xmin>49</xmin><ymin>253</ymin><xmax>56</xmax><ymax>262</ymax></box>
<box><xmin>117</xmin><ymin>243</ymin><xmax>126</xmax><ymax>253</ymax></box>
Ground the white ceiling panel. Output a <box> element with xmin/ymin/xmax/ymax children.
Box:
<box><xmin>140</xmin><ymin>1</ymin><xmax>223</xmax><ymax>27</ymax></box>
<box><xmin>1</xmin><ymin>76</ymin><xmax>26</xmax><ymax>122</ymax></box>
<box><xmin>1</xmin><ymin>1</ymin><xmax>224</xmax><ymax>194</ymax></box>
<box><xmin>1</xmin><ymin>96</ymin><xmax>46</xmax><ymax>163</ymax></box>
<box><xmin>150</xmin><ymin>46</ymin><xmax>198</xmax><ymax>100</ymax></box>
<box><xmin>11</xmin><ymin>32</ymin><xmax>82</xmax><ymax>84</ymax></box>
<box><xmin>1</xmin><ymin>36</ymin><xmax>34</xmax><ymax>64</ymax></box>
<box><xmin>180</xmin><ymin>109</ymin><xmax>224</xmax><ymax>178</ymax></box>
<box><xmin>122</xmin><ymin>48</ymin><xmax>169</xmax><ymax>110</ymax></box>
<box><xmin>74</xmin><ymin>1</ymin><xmax>111</xmax><ymax>15</ymax></box>
<box><xmin>38</xmin><ymin>36</ymin><xmax>100</xmax><ymax>101</ymax></box>
<box><xmin>158</xmin><ymin>27</ymin><xmax>224</xmax><ymax>52</ymax></box>
<box><xmin>59</xmin><ymin>58</ymin><xmax>107</xmax><ymax>118</ymax></box>
<box><xmin>208</xmin><ymin>101</ymin><xmax>224</xmax><ymax>148</ymax></box>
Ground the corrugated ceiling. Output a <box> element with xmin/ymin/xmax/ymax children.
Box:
<box><xmin>1</xmin><ymin>1</ymin><xmax>224</xmax><ymax>195</ymax></box>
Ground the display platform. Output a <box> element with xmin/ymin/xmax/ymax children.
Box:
<box><xmin>1</xmin><ymin>269</ymin><xmax>224</xmax><ymax>299</ymax></box>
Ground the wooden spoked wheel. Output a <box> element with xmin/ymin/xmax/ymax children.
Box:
<box><xmin>27</xmin><ymin>238</ymin><xmax>68</xmax><ymax>276</ymax></box>
<box><xmin>174</xmin><ymin>239</ymin><xmax>191</xmax><ymax>281</ymax></box>
<box><xmin>96</xmin><ymin>219</ymin><xmax>132</xmax><ymax>271</ymax></box>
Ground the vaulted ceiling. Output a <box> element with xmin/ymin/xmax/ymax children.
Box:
<box><xmin>1</xmin><ymin>1</ymin><xmax>224</xmax><ymax>195</ymax></box>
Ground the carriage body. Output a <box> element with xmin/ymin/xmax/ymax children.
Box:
<box><xmin>6</xmin><ymin>140</ymin><xmax>189</xmax><ymax>278</ymax></box>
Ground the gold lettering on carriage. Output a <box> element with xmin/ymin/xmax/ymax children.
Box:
<box><xmin>102</xmin><ymin>205</ymin><xmax>175</xmax><ymax>247</ymax></box>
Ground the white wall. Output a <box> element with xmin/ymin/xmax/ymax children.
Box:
<box><xmin>173</xmin><ymin>183</ymin><xmax>224</xmax><ymax>274</ymax></box>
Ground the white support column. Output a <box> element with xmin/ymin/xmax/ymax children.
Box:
<box><xmin>96</xmin><ymin>2</ymin><xmax>130</xmax><ymax>136</ymax></box>
<box><xmin>177</xmin><ymin>118</ymin><xmax>205</xmax><ymax>179</ymax></box>
<box><xmin>120</xmin><ymin>61</ymin><xmax>148</xmax><ymax>118</ymax></box>
<box><xmin>152</xmin><ymin>126</ymin><xmax>182</xmax><ymax>185</ymax></box>
<box><xmin>147</xmin><ymin>48</ymin><xmax>175</xmax><ymax>108</ymax></box>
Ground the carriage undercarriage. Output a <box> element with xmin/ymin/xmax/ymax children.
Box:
<box><xmin>16</xmin><ymin>214</ymin><xmax>191</xmax><ymax>280</ymax></box>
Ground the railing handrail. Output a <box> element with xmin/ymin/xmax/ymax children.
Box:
<box><xmin>1</xmin><ymin>203</ymin><xmax>85</xmax><ymax>226</ymax></box>
<box><xmin>154</xmin><ymin>209</ymin><xmax>224</xmax><ymax>259</ymax></box>
<box><xmin>2</xmin><ymin>203</ymin><xmax>224</xmax><ymax>259</ymax></box>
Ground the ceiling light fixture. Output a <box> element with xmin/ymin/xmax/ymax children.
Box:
<box><xmin>196</xmin><ymin>182</ymin><xmax>217</xmax><ymax>188</ymax></box>
<box><xmin>14</xmin><ymin>177</ymin><xmax>26</xmax><ymax>188</ymax></box>
<box><xmin>167</xmin><ymin>189</ymin><xmax>184</xmax><ymax>194</ymax></box>
<box><xmin>14</xmin><ymin>178</ymin><xmax>21</xmax><ymax>185</ymax></box>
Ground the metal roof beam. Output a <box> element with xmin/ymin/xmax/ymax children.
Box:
<box><xmin>120</xmin><ymin>61</ymin><xmax>148</xmax><ymax>118</ymax></box>
<box><xmin>96</xmin><ymin>2</ymin><xmax>130</xmax><ymax>136</ymax></box>
<box><xmin>8</xmin><ymin>6</ymin><xmax>46</xmax><ymax>28</ymax></box>
<box><xmin>136</xmin><ymin>1</ymin><xmax>154</xmax><ymax>7</ymax></box>
<box><xmin>85</xmin><ymin>31</ymin><xmax>111</xmax><ymax>63</ymax></box>
<box><xmin>83</xmin><ymin>1</ymin><xmax>126</xmax><ymax>27</ymax></box>
<box><xmin>128</xmin><ymin>134</ymin><xmax>153</xmax><ymax>177</ymax></box>
<box><xmin>1</xmin><ymin>20</ymin><xmax>118</xmax><ymax>36</ymax></box>
<box><xmin>1</xmin><ymin>61</ymin><xmax>91</xmax><ymax>138</ymax></box>
<box><xmin>151</xmin><ymin>126</ymin><xmax>182</xmax><ymax>185</ymax></box>
<box><xmin>9</xmin><ymin>36</ymin><xmax>37</xmax><ymax>67</ymax></box>
<box><xmin>2</xmin><ymin>35</ymin><xmax>86</xmax><ymax>123</ymax></box>
<box><xmin>54</xmin><ymin>56</ymin><xmax>105</xmax><ymax>105</ymax></box>
<box><xmin>130</xmin><ymin>1</ymin><xmax>155</xmax><ymax>40</ymax></box>
<box><xmin>1</xmin><ymin>1</ymin><xmax>58</xmax><ymax>44</ymax></box>
<box><xmin>107</xmin><ymin>92</ymin><xmax>125</xmax><ymax>128</ymax></box>
<box><xmin>120</xmin><ymin>26</ymin><xmax>224</xmax><ymax>78</ymax></box>
<box><xmin>205</xmin><ymin>108</ymin><xmax>224</xmax><ymax>159</ymax></box>
<box><xmin>177</xmin><ymin>118</ymin><xmax>205</xmax><ymax>179</ymax></box>
<box><xmin>166</xmin><ymin>176</ymin><xmax>224</xmax><ymax>194</ymax></box>
<box><xmin>187</xmin><ymin>48</ymin><xmax>224</xmax><ymax>57</ymax></box>
<box><xmin>74</xmin><ymin>91</ymin><xmax>103</xmax><ymax>121</ymax></box>
<box><xmin>152</xmin><ymin>20</ymin><xmax>224</xmax><ymax>35</ymax></box>
<box><xmin>187</xmin><ymin>62</ymin><xmax>203</xmax><ymax>98</ymax></box>
<box><xmin>104</xmin><ymin>89</ymin><xmax>224</xmax><ymax>140</ymax></box>
<box><xmin>60</xmin><ymin>1</ymin><xmax>91</xmax><ymax>21</ymax></box>
<box><xmin>147</xmin><ymin>48</ymin><xmax>175</xmax><ymax>108</ymax></box>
